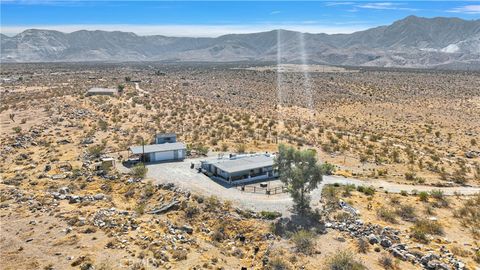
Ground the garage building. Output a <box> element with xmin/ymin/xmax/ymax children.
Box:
<box><xmin>129</xmin><ymin>142</ymin><xmax>186</xmax><ymax>162</ymax></box>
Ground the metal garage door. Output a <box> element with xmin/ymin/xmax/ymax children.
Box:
<box><xmin>153</xmin><ymin>151</ymin><xmax>174</xmax><ymax>161</ymax></box>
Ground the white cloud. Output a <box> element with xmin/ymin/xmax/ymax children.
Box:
<box><xmin>0</xmin><ymin>23</ymin><xmax>370</xmax><ymax>37</ymax></box>
<box><xmin>357</xmin><ymin>2</ymin><xmax>417</xmax><ymax>11</ymax></box>
<box><xmin>324</xmin><ymin>2</ymin><xmax>355</xmax><ymax>6</ymax></box>
<box><xmin>270</xmin><ymin>10</ymin><xmax>281</xmax><ymax>15</ymax></box>
<box><xmin>448</xmin><ymin>5</ymin><xmax>480</xmax><ymax>14</ymax></box>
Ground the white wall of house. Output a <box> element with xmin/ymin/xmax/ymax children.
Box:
<box><xmin>177</xmin><ymin>149</ymin><xmax>184</xmax><ymax>159</ymax></box>
<box><xmin>152</xmin><ymin>151</ymin><xmax>174</xmax><ymax>162</ymax></box>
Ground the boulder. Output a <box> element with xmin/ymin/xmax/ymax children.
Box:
<box><xmin>181</xmin><ymin>225</ymin><xmax>193</xmax><ymax>234</ymax></box>
<box><xmin>368</xmin><ymin>234</ymin><xmax>380</xmax><ymax>244</ymax></box>
<box><xmin>380</xmin><ymin>238</ymin><xmax>392</xmax><ymax>248</ymax></box>
<box><xmin>391</xmin><ymin>248</ymin><xmax>407</xmax><ymax>261</ymax></box>
<box><xmin>421</xmin><ymin>253</ymin><xmax>440</xmax><ymax>265</ymax></box>
<box><xmin>427</xmin><ymin>260</ymin><xmax>450</xmax><ymax>270</ymax></box>
<box><xmin>93</xmin><ymin>193</ymin><xmax>105</xmax><ymax>200</ymax></box>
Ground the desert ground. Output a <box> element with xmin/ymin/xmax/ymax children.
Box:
<box><xmin>1</xmin><ymin>62</ymin><xmax>479</xmax><ymax>269</ymax></box>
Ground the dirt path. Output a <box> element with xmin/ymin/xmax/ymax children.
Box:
<box><xmin>134</xmin><ymin>82</ymin><xmax>149</xmax><ymax>95</ymax></box>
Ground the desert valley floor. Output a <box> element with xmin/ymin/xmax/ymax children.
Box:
<box><xmin>1</xmin><ymin>62</ymin><xmax>479</xmax><ymax>269</ymax></box>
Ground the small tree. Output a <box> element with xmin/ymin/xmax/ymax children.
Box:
<box><xmin>117</xmin><ymin>84</ymin><xmax>125</xmax><ymax>92</ymax></box>
<box><xmin>274</xmin><ymin>144</ymin><xmax>323</xmax><ymax>214</ymax></box>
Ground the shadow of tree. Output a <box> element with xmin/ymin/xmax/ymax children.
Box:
<box><xmin>271</xmin><ymin>210</ymin><xmax>326</xmax><ymax>237</ymax></box>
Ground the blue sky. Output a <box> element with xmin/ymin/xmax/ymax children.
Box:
<box><xmin>1</xmin><ymin>1</ymin><xmax>479</xmax><ymax>36</ymax></box>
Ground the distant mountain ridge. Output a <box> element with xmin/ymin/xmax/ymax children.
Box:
<box><xmin>1</xmin><ymin>16</ymin><xmax>480</xmax><ymax>69</ymax></box>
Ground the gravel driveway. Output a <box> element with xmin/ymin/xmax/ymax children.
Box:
<box><xmin>143</xmin><ymin>158</ymin><xmax>480</xmax><ymax>215</ymax></box>
<box><xmin>145</xmin><ymin>157</ymin><xmax>295</xmax><ymax>214</ymax></box>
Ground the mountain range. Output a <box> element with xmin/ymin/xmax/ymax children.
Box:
<box><xmin>1</xmin><ymin>16</ymin><xmax>480</xmax><ymax>69</ymax></box>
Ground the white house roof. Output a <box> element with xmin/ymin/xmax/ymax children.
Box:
<box><xmin>129</xmin><ymin>142</ymin><xmax>186</xmax><ymax>155</ymax></box>
<box><xmin>87</xmin><ymin>87</ymin><xmax>117</xmax><ymax>93</ymax></box>
<box><xmin>155</xmin><ymin>133</ymin><xmax>176</xmax><ymax>138</ymax></box>
<box><xmin>211</xmin><ymin>155</ymin><xmax>274</xmax><ymax>173</ymax></box>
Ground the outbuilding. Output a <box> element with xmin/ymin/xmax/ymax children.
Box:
<box><xmin>155</xmin><ymin>133</ymin><xmax>177</xmax><ymax>144</ymax></box>
<box><xmin>86</xmin><ymin>87</ymin><xmax>118</xmax><ymax>96</ymax></box>
<box><xmin>129</xmin><ymin>142</ymin><xmax>186</xmax><ymax>163</ymax></box>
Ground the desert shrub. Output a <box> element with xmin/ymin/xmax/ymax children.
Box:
<box><xmin>342</xmin><ymin>184</ymin><xmax>355</xmax><ymax>197</ymax></box>
<box><xmin>195</xmin><ymin>144</ymin><xmax>209</xmax><ymax>156</ymax></box>
<box><xmin>356</xmin><ymin>238</ymin><xmax>369</xmax><ymax>253</ymax></box>
<box><xmin>430</xmin><ymin>190</ymin><xmax>449</xmax><ymax>207</ymax></box>
<box><xmin>395</xmin><ymin>204</ymin><xmax>416</xmax><ymax>221</ymax></box>
<box><xmin>379</xmin><ymin>255</ymin><xmax>398</xmax><ymax>269</ymax></box>
<box><xmin>87</xmin><ymin>144</ymin><xmax>105</xmax><ymax>158</ymax></box>
<box><xmin>323</xmin><ymin>185</ymin><xmax>339</xmax><ymax>205</ymax></box>
<box><xmin>236</xmin><ymin>143</ymin><xmax>246</xmax><ymax>153</ymax></box>
<box><xmin>377</xmin><ymin>168</ymin><xmax>388</xmax><ymax>176</ymax></box>
<box><xmin>291</xmin><ymin>230</ymin><xmax>315</xmax><ymax>254</ymax></box>
<box><xmin>220</xmin><ymin>143</ymin><xmax>229</xmax><ymax>152</ymax></box>
<box><xmin>211</xmin><ymin>229</ymin><xmax>225</xmax><ymax>242</ymax></box>
<box><xmin>430</xmin><ymin>189</ymin><xmax>444</xmax><ymax>200</ymax></box>
<box><xmin>134</xmin><ymin>202</ymin><xmax>146</xmax><ymax>215</ymax></box>
<box><xmin>450</xmin><ymin>245</ymin><xmax>470</xmax><ymax>257</ymax></box>
<box><xmin>320</xmin><ymin>162</ymin><xmax>336</xmax><ymax>175</ymax></box>
<box><xmin>142</xmin><ymin>182</ymin><xmax>155</xmax><ymax>198</ymax></box>
<box><xmin>389</xmin><ymin>196</ymin><xmax>400</xmax><ymax>205</ymax></box>
<box><xmin>405</xmin><ymin>172</ymin><xmax>416</xmax><ymax>181</ymax></box>
<box><xmin>425</xmin><ymin>205</ymin><xmax>436</xmax><ymax>215</ymax></box>
<box><xmin>12</xmin><ymin>126</ymin><xmax>22</xmax><ymax>134</ymax></box>
<box><xmin>98</xmin><ymin>119</ymin><xmax>108</xmax><ymax>131</ymax></box>
<box><xmin>357</xmin><ymin>186</ymin><xmax>375</xmax><ymax>196</ymax></box>
<box><xmin>172</xmin><ymin>249</ymin><xmax>187</xmax><ymax>261</ymax></box>
<box><xmin>453</xmin><ymin>193</ymin><xmax>480</xmax><ymax>239</ymax></box>
<box><xmin>334</xmin><ymin>212</ymin><xmax>353</xmax><ymax>222</ymax></box>
<box><xmin>377</xmin><ymin>207</ymin><xmax>397</xmax><ymax>223</ymax></box>
<box><xmin>267</xmin><ymin>256</ymin><xmax>292</xmax><ymax>270</ymax></box>
<box><xmin>411</xmin><ymin>219</ymin><xmax>444</xmax><ymax>243</ymax></box>
<box><xmin>185</xmin><ymin>206</ymin><xmax>199</xmax><ymax>218</ymax></box>
<box><xmin>130</xmin><ymin>163</ymin><xmax>147</xmax><ymax>179</ymax></box>
<box><xmin>418</xmin><ymin>191</ymin><xmax>429</xmax><ymax>202</ymax></box>
<box><xmin>260</xmin><ymin>211</ymin><xmax>282</xmax><ymax>220</ymax></box>
<box><xmin>205</xmin><ymin>195</ymin><xmax>221</xmax><ymax>210</ymax></box>
<box><xmin>325</xmin><ymin>251</ymin><xmax>366</xmax><ymax>270</ymax></box>
<box><xmin>400</xmin><ymin>190</ymin><xmax>408</xmax><ymax>196</ymax></box>
<box><xmin>124</xmin><ymin>186</ymin><xmax>135</xmax><ymax>199</ymax></box>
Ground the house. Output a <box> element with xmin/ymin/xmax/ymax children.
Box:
<box><xmin>129</xmin><ymin>142</ymin><xmax>186</xmax><ymax>163</ymax></box>
<box><xmin>155</xmin><ymin>133</ymin><xmax>176</xmax><ymax>144</ymax></box>
<box><xmin>201</xmin><ymin>154</ymin><xmax>278</xmax><ymax>184</ymax></box>
<box><xmin>86</xmin><ymin>87</ymin><xmax>117</xmax><ymax>96</ymax></box>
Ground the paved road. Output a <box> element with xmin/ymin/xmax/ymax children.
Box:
<box><xmin>143</xmin><ymin>158</ymin><xmax>480</xmax><ymax>215</ymax></box>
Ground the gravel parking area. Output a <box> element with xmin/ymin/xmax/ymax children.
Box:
<box><xmin>145</xmin><ymin>157</ymin><xmax>296</xmax><ymax>214</ymax></box>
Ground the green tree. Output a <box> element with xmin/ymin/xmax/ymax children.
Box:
<box><xmin>117</xmin><ymin>84</ymin><xmax>125</xmax><ymax>92</ymax></box>
<box><xmin>274</xmin><ymin>144</ymin><xmax>324</xmax><ymax>214</ymax></box>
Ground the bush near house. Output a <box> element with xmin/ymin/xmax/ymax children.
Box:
<box><xmin>131</xmin><ymin>163</ymin><xmax>147</xmax><ymax>179</ymax></box>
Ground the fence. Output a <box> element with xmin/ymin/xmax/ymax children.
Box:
<box><xmin>237</xmin><ymin>185</ymin><xmax>287</xmax><ymax>195</ymax></box>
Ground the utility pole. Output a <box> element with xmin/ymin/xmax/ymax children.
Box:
<box><xmin>142</xmin><ymin>137</ymin><xmax>145</xmax><ymax>166</ymax></box>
